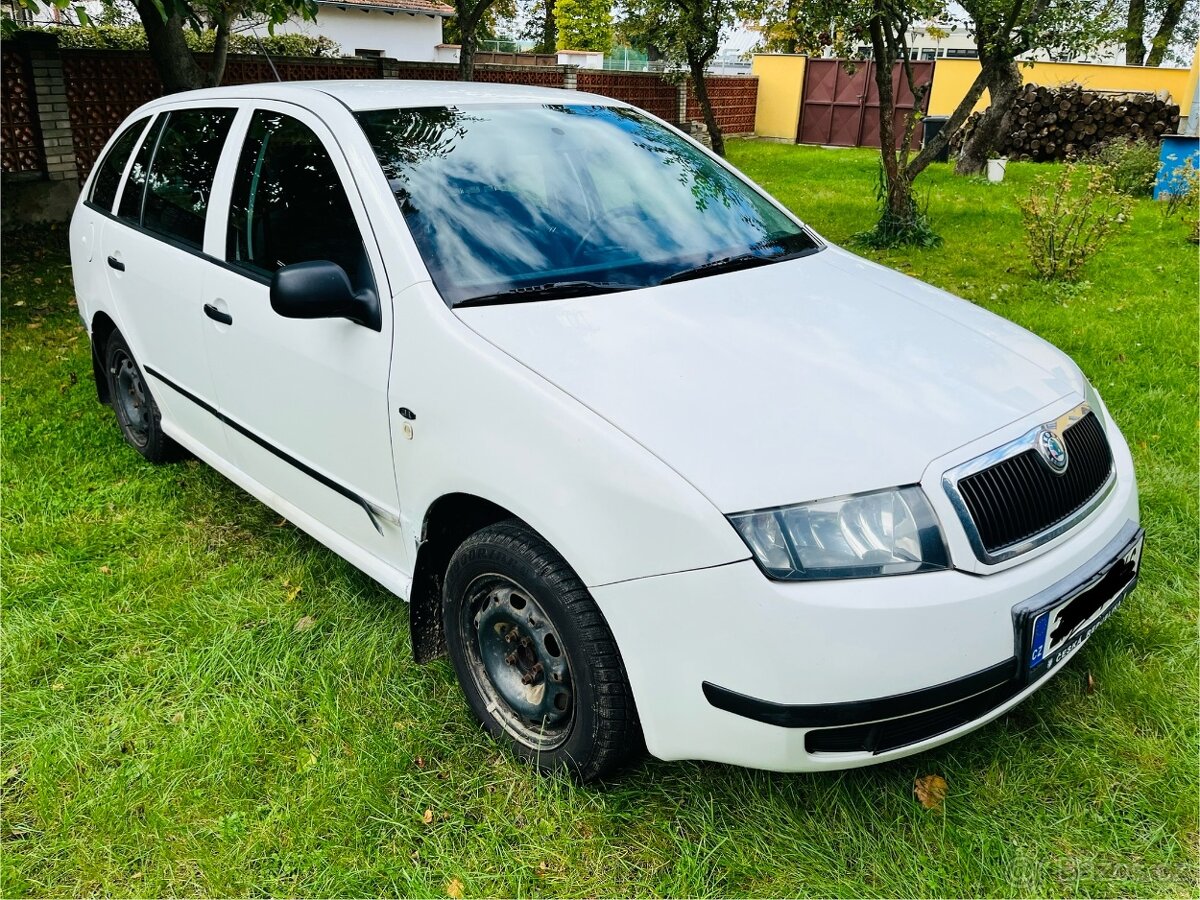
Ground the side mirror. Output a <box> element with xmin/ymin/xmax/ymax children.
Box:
<box><xmin>270</xmin><ymin>260</ymin><xmax>381</xmax><ymax>332</ymax></box>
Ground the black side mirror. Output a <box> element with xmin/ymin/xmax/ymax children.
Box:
<box><xmin>270</xmin><ymin>260</ymin><xmax>381</xmax><ymax>332</ymax></box>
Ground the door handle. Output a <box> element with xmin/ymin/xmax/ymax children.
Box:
<box><xmin>203</xmin><ymin>303</ymin><xmax>233</xmax><ymax>325</ymax></box>
<box><xmin>107</xmin><ymin>255</ymin><xmax>125</xmax><ymax>271</ymax></box>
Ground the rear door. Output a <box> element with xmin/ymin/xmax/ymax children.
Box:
<box><xmin>200</xmin><ymin>103</ymin><xmax>404</xmax><ymax>570</ymax></box>
<box><xmin>100</xmin><ymin>106</ymin><xmax>237</xmax><ymax>457</ymax></box>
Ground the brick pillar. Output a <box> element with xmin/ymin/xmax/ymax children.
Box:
<box><xmin>562</xmin><ymin>66</ymin><xmax>577</xmax><ymax>91</ymax></box>
<box><xmin>20</xmin><ymin>33</ymin><xmax>77</xmax><ymax>183</ymax></box>
<box><xmin>677</xmin><ymin>81</ymin><xmax>688</xmax><ymax>125</ymax></box>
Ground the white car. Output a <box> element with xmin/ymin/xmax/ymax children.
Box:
<box><xmin>69</xmin><ymin>81</ymin><xmax>1143</xmax><ymax>782</ymax></box>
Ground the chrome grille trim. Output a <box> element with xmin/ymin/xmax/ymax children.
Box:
<box><xmin>943</xmin><ymin>402</ymin><xmax>1116</xmax><ymax>565</ymax></box>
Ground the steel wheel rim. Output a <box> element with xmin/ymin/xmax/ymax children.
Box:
<box><xmin>113</xmin><ymin>350</ymin><xmax>149</xmax><ymax>447</ymax></box>
<box><xmin>462</xmin><ymin>573</ymin><xmax>574</xmax><ymax>750</ymax></box>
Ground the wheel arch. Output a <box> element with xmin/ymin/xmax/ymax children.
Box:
<box><xmin>409</xmin><ymin>492</ymin><xmax>517</xmax><ymax>663</ymax></box>
<box><xmin>90</xmin><ymin>311</ymin><xmax>119</xmax><ymax>405</ymax></box>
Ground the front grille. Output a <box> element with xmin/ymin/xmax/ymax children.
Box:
<box><xmin>956</xmin><ymin>412</ymin><xmax>1113</xmax><ymax>555</ymax></box>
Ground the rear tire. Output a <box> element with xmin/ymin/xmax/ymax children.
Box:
<box><xmin>443</xmin><ymin>519</ymin><xmax>641</xmax><ymax>782</ymax></box>
<box><xmin>104</xmin><ymin>330</ymin><xmax>183</xmax><ymax>463</ymax></box>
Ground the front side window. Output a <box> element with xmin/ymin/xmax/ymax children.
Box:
<box><xmin>355</xmin><ymin>104</ymin><xmax>818</xmax><ymax>307</ymax></box>
<box><xmin>90</xmin><ymin>116</ymin><xmax>150</xmax><ymax>211</ymax></box>
<box><xmin>225</xmin><ymin>110</ymin><xmax>372</xmax><ymax>292</ymax></box>
<box><xmin>140</xmin><ymin>108</ymin><xmax>235</xmax><ymax>248</ymax></box>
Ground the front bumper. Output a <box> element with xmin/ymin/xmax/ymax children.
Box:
<box><xmin>591</xmin><ymin>441</ymin><xmax>1140</xmax><ymax>772</ymax></box>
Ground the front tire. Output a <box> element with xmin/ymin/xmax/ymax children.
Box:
<box><xmin>443</xmin><ymin>520</ymin><xmax>640</xmax><ymax>782</ymax></box>
<box><xmin>104</xmin><ymin>330</ymin><xmax>182</xmax><ymax>463</ymax></box>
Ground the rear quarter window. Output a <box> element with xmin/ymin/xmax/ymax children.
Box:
<box><xmin>90</xmin><ymin>117</ymin><xmax>150</xmax><ymax>211</ymax></box>
<box><xmin>139</xmin><ymin>108</ymin><xmax>235</xmax><ymax>248</ymax></box>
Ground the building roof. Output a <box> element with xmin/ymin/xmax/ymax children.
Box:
<box><xmin>317</xmin><ymin>0</ymin><xmax>455</xmax><ymax>16</ymax></box>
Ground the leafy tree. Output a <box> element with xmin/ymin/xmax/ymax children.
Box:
<box><xmin>555</xmin><ymin>0</ymin><xmax>612</xmax><ymax>51</ymax></box>
<box><xmin>21</xmin><ymin>0</ymin><xmax>318</xmax><ymax>91</ymax></box>
<box><xmin>620</xmin><ymin>0</ymin><xmax>743</xmax><ymax>156</ymax></box>
<box><xmin>518</xmin><ymin>0</ymin><xmax>557</xmax><ymax>53</ymax></box>
<box><xmin>951</xmin><ymin>0</ymin><xmax>1114</xmax><ymax>175</ymax></box>
<box><xmin>1123</xmin><ymin>0</ymin><xmax>1198</xmax><ymax>66</ymax></box>
<box><xmin>447</xmin><ymin>0</ymin><xmax>515</xmax><ymax>78</ymax></box>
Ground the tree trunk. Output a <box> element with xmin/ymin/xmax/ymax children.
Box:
<box><xmin>457</xmin><ymin>10</ymin><xmax>478</xmax><ymax>80</ymax></box>
<box><xmin>867</xmin><ymin>18</ymin><xmax>913</xmax><ymax>224</ymax></box>
<box><xmin>1124</xmin><ymin>0</ymin><xmax>1147</xmax><ymax>66</ymax></box>
<box><xmin>688</xmin><ymin>59</ymin><xmax>724</xmax><ymax>157</ymax></box>
<box><xmin>136</xmin><ymin>0</ymin><xmax>206</xmax><ymax>93</ymax></box>
<box><xmin>1146</xmin><ymin>0</ymin><xmax>1186</xmax><ymax>66</ymax></box>
<box><xmin>540</xmin><ymin>0</ymin><xmax>557</xmax><ymax>54</ymax></box>
<box><xmin>206</xmin><ymin>19</ymin><xmax>231</xmax><ymax>87</ymax></box>
<box><xmin>955</xmin><ymin>58</ymin><xmax>1022</xmax><ymax>175</ymax></box>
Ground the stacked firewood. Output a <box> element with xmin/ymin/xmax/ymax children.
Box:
<box><xmin>950</xmin><ymin>83</ymin><xmax>1182</xmax><ymax>162</ymax></box>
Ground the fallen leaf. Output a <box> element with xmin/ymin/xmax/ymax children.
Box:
<box><xmin>1086</xmin><ymin>672</ymin><xmax>1095</xmax><ymax>695</ymax></box>
<box><xmin>914</xmin><ymin>774</ymin><xmax>948</xmax><ymax>810</ymax></box>
<box><xmin>131</xmin><ymin>872</ymin><xmax>143</xmax><ymax>881</ymax></box>
<box><xmin>422</xmin><ymin>808</ymin><xmax>433</xmax><ymax>825</ymax></box>
<box><xmin>415</xmin><ymin>756</ymin><xmax>425</xmax><ymax>769</ymax></box>
<box><xmin>284</xmin><ymin>581</ymin><xmax>302</xmax><ymax>602</ymax></box>
<box><xmin>446</xmin><ymin>878</ymin><xmax>464</xmax><ymax>899</ymax></box>
<box><xmin>410</xmin><ymin>849</ymin><xmax>420</xmax><ymax>861</ymax></box>
<box><xmin>537</xmin><ymin>861</ymin><xmax>549</xmax><ymax>877</ymax></box>
<box><xmin>51</xmin><ymin>682</ymin><xmax>64</xmax><ymax>692</ymax></box>
<box><xmin>171</xmin><ymin>712</ymin><xmax>184</xmax><ymax>724</ymax></box>
<box><xmin>4</xmin><ymin>766</ymin><xmax>19</xmax><ymax>784</ymax></box>
<box><xmin>293</xmin><ymin>615</ymin><xmax>316</xmax><ymax>633</ymax></box>
<box><xmin>99</xmin><ymin>565</ymin><xmax>112</xmax><ymax>575</ymax></box>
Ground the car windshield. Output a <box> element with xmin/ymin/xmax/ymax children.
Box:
<box><xmin>355</xmin><ymin>103</ymin><xmax>819</xmax><ymax>307</ymax></box>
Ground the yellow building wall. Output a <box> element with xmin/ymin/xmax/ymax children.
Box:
<box><xmin>927</xmin><ymin>58</ymin><xmax>1195</xmax><ymax>117</ymax></box>
<box><xmin>750</xmin><ymin>54</ymin><xmax>806</xmax><ymax>139</ymax></box>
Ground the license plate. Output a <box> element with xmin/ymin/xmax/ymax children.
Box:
<box><xmin>1027</xmin><ymin>533</ymin><xmax>1144</xmax><ymax>671</ymax></box>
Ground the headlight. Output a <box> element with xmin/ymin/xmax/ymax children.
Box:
<box><xmin>728</xmin><ymin>486</ymin><xmax>949</xmax><ymax>581</ymax></box>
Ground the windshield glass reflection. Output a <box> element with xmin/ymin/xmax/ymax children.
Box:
<box><xmin>356</xmin><ymin>104</ymin><xmax>818</xmax><ymax>306</ymax></box>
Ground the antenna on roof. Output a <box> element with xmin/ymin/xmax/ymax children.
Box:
<box><xmin>248</xmin><ymin>24</ymin><xmax>283</xmax><ymax>82</ymax></box>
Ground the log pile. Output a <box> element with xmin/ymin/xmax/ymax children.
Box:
<box><xmin>951</xmin><ymin>83</ymin><xmax>1181</xmax><ymax>162</ymax></box>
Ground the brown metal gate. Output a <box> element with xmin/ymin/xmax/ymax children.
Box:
<box><xmin>797</xmin><ymin>58</ymin><xmax>934</xmax><ymax>148</ymax></box>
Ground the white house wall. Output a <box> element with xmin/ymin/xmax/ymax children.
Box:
<box><xmin>268</xmin><ymin>7</ymin><xmax>445</xmax><ymax>62</ymax></box>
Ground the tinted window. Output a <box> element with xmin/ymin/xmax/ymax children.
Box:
<box><xmin>90</xmin><ymin>117</ymin><xmax>149</xmax><ymax>211</ymax></box>
<box><xmin>141</xmin><ymin>108</ymin><xmax>235</xmax><ymax>248</ymax></box>
<box><xmin>117</xmin><ymin>117</ymin><xmax>163</xmax><ymax>222</ymax></box>
<box><xmin>226</xmin><ymin>111</ymin><xmax>371</xmax><ymax>290</ymax></box>
<box><xmin>355</xmin><ymin>104</ymin><xmax>817</xmax><ymax>306</ymax></box>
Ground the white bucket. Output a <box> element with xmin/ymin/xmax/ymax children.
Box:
<box><xmin>987</xmin><ymin>158</ymin><xmax>1007</xmax><ymax>183</ymax></box>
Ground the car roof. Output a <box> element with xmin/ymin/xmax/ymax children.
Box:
<box><xmin>142</xmin><ymin>80</ymin><xmax>627</xmax><ymax>113</ymax></box>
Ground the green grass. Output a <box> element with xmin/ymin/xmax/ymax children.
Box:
<box><xmin>2</xmin><ymin>142</ymin><xmax>1197</xmax><ymax>898</ymax></box>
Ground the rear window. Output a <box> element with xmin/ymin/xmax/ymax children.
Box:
<box><xmin>140</xmin><ymin>108</ymin><xmax>235</xmax><ymax>248</ymax></box>
<box><xmin>90</xmin><ymin>117</ymin><xmax>149</xmax><ymax>211</ymax></box>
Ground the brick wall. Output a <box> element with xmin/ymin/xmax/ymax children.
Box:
<box><xmin>687</xmin><ymin>75</ymin><xmax>758</xmax><ymax>135</ymax></box>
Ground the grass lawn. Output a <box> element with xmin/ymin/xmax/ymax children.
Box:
<box><xmin>2</xmin><ymin>141</ymin><xmax>1197</xmax><ymax>898</ymax></box>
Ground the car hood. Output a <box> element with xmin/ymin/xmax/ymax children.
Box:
<box><xmin>455</xmin><ymin>246</ymin><xmax>1084</xmax><ymax>513</ymax></box>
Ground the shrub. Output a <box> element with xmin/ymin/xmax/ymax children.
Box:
<box><xmin>1091</xmin><ymin>137</ymin><xmax>1161</xmax><ymax>197</ymax></box>
<box><xmin>1018</xmin><ymin>164</ymin><xmax>1133</xmax><ymax>281</ymax></box>
<box><xmin>20</xmin><ymin>25</ymin><xmax>340</xmax><ymax>57</ymax></box>
<box><xmin>1159</xmin><ymin>159</ymin><xmax>1199</xmax><ymax>244</ymax></box>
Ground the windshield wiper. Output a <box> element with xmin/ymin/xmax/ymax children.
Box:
<box><xmin>659</xmin><ymin>246</ymin><xmax>816</xmax><ymax>286</ymax></box>
<box><xmin>454</xmin><ymin>281</ymin><xmax>640</xmax><ymax>309</ymax></box>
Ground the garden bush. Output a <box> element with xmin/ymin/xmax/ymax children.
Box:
<box><xmin>1091</xmin><ymin>137</ymin><xmax>1161</xmax><ymax>197</ymax></box>
<box><xmin>19</xmin><ymin>24</ymin><xmax>340</xmax><ymax>57</ymax></box>
<box><xmin>1018</xmin><ymin>164</ymin><xmax>1133</xmax><ymax>280</ymax></box>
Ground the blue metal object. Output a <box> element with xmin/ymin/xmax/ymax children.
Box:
<box><xmin>1153</xmin><ymin>134</ymin><xmax>1200</xmax><ymax>199</ymax></box>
